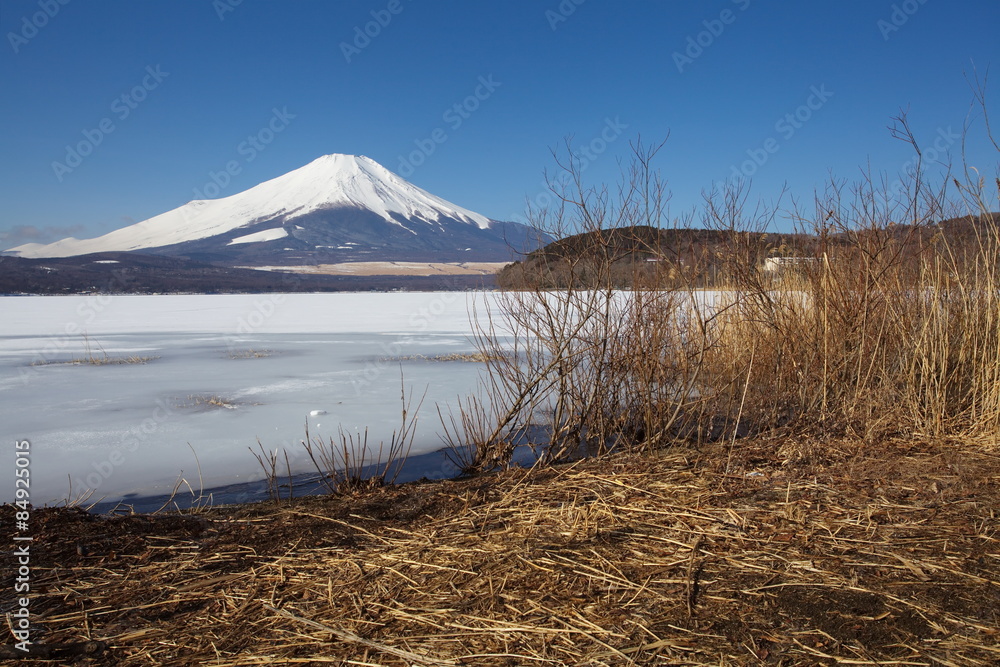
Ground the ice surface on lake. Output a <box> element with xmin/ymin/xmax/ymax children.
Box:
<box><xmin>0</xmin><ymin>293</ymin><xmax>503</xmax><ymax>506</ymax></box>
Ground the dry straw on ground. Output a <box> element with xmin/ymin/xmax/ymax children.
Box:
<box><xmin>4</xmin><ymin>436</ymin><xmax>998</xmax><ymax>665</ymax></box>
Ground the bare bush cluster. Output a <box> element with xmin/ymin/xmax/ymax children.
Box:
<box><xmin>446</xmin><ymin>102</ymin><xmax>999</xmax><ymax>473</ymax></box>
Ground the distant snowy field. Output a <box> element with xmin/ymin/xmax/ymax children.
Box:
<box><xmin>1</xmin><ymin>293</ymin><xmax>503</xmax><ymax>507</ymax></box>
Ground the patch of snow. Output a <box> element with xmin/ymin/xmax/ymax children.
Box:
<box><xmin>227</xmin><ymin>228</ymin><xmax>289</xmax><ymax>245</ymax></box>
<box><xmin>92</xmin><ymin>260</ymin><xmax>120</xmax><ymax>264</ymax></box>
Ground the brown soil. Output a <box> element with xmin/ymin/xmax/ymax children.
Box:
<box><xmin>2</xmin><ymin>436</ymin><xmax>999</xmax><ymax>665</ymax></box>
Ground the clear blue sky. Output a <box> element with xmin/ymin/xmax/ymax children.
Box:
<box><xmin>1</xmin><ymin>0</ymin><xmax>997</xmax><ymax>248</ymax></box>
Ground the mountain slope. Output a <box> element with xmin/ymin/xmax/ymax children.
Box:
<box><xmin>7</xmin><ymin>154</ymin><xmax>544</xmax><ymax>263</ymax></box>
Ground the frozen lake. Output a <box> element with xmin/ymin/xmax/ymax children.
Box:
<box><xmin>1</xmin><ymin>292</ymin><xmax>504</xmax><ymax>508</ymax></box>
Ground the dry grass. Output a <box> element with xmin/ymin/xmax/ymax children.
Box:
<box><xmin>300</xmin><ymin>379</ymin><xmax>424</xmax><ymax>496</ymax></box>
<box><xmin>30</xmin><ymin>354</ymin><xmax>159</xmax><ymax>367</ymax></box>
<box><xmin>178</xmin><ymin>394</ymin><xmax>242</xmax><ymax>410</ymax></box>
<box><xmin>380</xmin><ymin>352</ymin><xmax>507</xmax><ymax>363</ymax></box>
<box><xmin>29</xmin><ymin>335</ymin><xmax>158</xmax><ymax>367</ymax></box>
<box><xmin>228</xmin><ymin>348</ymin><xmax>273</xmax><ymax>359</ymax></box>
<box><xmin>5</xmin><ymin>436</ymin><xmax>998</xmax><ymax>665</ymax></box>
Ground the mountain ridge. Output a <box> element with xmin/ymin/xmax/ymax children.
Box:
<box><xmin>7</xmin><ymin>154</ymin><xmax>544</xmax><ymax>264</ymax></box>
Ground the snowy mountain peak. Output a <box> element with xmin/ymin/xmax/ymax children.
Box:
<box><xmin>7</xmin><ymin>154</ymin><xmax>494</xmax><ymax>258</ymax></box>
<box><xmin>274</xmin><ymin>153</ymin><xmax>491</xmax><ymax>229</ymax></box>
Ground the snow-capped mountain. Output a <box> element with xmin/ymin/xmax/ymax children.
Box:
<box><xmin>7</xmin><ymin>154</ymin><xmax>544</xmax><ymax>263</ymax></box>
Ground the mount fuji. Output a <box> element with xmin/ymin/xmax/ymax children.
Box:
<box><xmin>7</xmin><ymin>154</ymin><xmax>546</xmax><ymax>264</ymax></box>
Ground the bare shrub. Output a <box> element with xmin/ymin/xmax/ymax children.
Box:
<box><xmin>447</xmin><ymin>92</ymin><xmax>999</xmax><ymax>471</ymax></box>
<box><xmin>442</xmin><ymin>139</ymin><xmax>734</xmax><ymax>469</ymax></box>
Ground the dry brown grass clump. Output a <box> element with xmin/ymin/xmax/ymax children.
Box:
<box><xmin>3</xmin><ymin>437</ymin><xmax>998</xmax><ymax>665</ymax></box>
<box><xmin>379</xmin><ymin>352</ymin><xmax>505</xmax><ymax>363</ymax></box>
<box><xmin>227</xmin><ymin>348</ymin><xmax>273</xmax><ymax>359</ymax></box>
<box><xmin>30</xmin><ymin>354</ymin><xmax>158</xmax><ymax>367</ymax></box>
<box><xmin>29</xmin><ymin>334</ymin><xmax>159</xmax><ymax>367</ymax></box>
<box><xmin>178</xmin><ymin>394</ymin><xmax>242</xmax><ymax>410</ymax></box>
